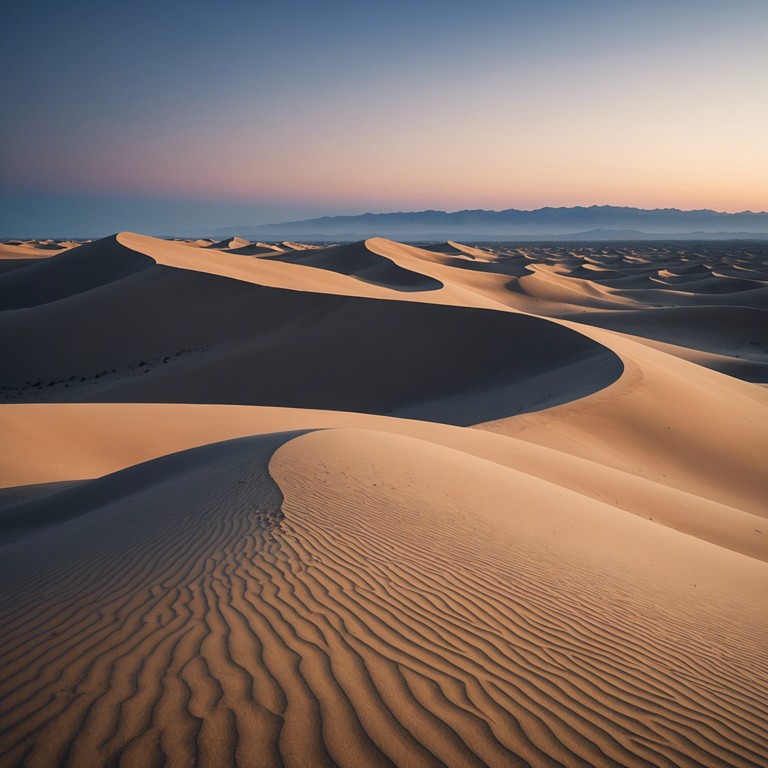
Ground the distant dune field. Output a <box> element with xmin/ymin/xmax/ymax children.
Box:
<box><xmin>1</xmin><ymin>235</ymin><xmax>766</xmax><ymax>767</ymax></box>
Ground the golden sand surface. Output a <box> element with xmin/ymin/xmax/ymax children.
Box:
<box><xmin>0</xmin><ymin>235</ymin><xmax>766</xmax><ymax>767</ymax></box>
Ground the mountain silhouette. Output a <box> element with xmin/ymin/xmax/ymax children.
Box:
<box><xmin>225</xmin><ymin>206</ymin><xmax>768</xmax><ymax>241</ymax></box>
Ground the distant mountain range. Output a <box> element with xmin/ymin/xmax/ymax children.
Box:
<box><xmin>221</xmin><ymin>206</ymin><xmax>768</xmax><ymax>241</ymax></box>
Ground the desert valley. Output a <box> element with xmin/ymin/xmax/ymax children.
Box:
<box><xmin>0</xmin><ymin>233</ymin><xmax>766</xmax><ymax>767</ymax></box>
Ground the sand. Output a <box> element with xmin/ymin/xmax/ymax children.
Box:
<box><xmin>0</xmin><ymin>235</ymin><xmax>766</xmax><ymax>767</ymax></box>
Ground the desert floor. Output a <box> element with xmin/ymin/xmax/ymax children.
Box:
<box><xmin>1</xmin><ymin>234</ymin><xmax>766</xmax><ymax>767</ymax></box>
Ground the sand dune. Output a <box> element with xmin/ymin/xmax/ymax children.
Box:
<box><xmin>565</xmin><ymin>306</ymin><xmax>768</xmax><ymax>382</ymax></box>
<box><xmin>2</xmin><ymin>401</ymin><xmax>765</xmax><ymax>563</ymax></box>
<box><xmin>1</xmin><ymin>234</ymin><xmax>767</xmax><ymax>767</ymax></box>
<box><xmin>1</xmin><ymin>428</ymin><xmax>766</xmax><ymax>766</ymax></box>
<box><xmin>0</xmin><ymin>235</ymin><xmax>151</xmax><ymax>310</ymax></box>
<box><xmin>262</xmin><ymin>240</ymin><xmax>443</xmax><ymax>291</ymax></box>
<box><xmin>204</xmin><ymin>236</ymin><xmax>252</xmax><ymax>250</ymax></box>
<box><xmin>0</xmin><ymin>239</ymin><xmax>76</xmax><ymax>274</ymax></box>
<box><xmin>420</xmin><ymin>240</ymin><xmax>496</xmax><ymax>261</ymax></box>
<box><xmin>0</xmin><ymin>271</ymin><xmax>620</xmax><ymax>419</ymax></box>
<box><xmin>0</xmin><ymin>236</ymin><xmax>622</xmax><ymax>420</ymax></box>
<box><xmin>228</xmin><ymin>243</ymin><xmax>287</xmax><ymax>256</ymax></box>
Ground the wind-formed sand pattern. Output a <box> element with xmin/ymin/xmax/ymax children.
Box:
<box><xmin>0</xmin><ymin>235</ymin><xmax>767</xmax><ymax>767</ymax></box>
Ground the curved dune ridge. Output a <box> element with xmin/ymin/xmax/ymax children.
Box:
<box><xmin>261</xmin><ymin>239</ymin><xmax>443</xmax><ymax>291</ymax></box>
<box><xmin>1</xmin><ymin>400</ymin><xmax>765</xmax><ymax>562</ymax></box>
<box><xmin>0</xmin><ymin>236</ymin><xmax>623</xmax><ymax>421</ymax></box>
<box><xmin>0</xmin><ymin>236</ymin><xmax>152</xmax><ymax>310</ymax></box>
<box><xmin>1</xmin><ymin>234</ymin><xmax>768</xmax><ymax>767</ymax></box>
<box><xmin>228</xmin><ymin>243</ymin><xmax>287</xmax><ymax>256</ymax></box>
<box><xmin>0</xmin><ymin>430</ymin><xmax>766</xmax><ymax>767</ymax></box>
<box><xmin>565</xmin><ymin>305</ymin><xmax>768</xmax><ymax>382</ymax></box>
<box><xmin>204</xmin><ymin>236</ymin><xmax>252</xmax><ymax>250</ymax></box>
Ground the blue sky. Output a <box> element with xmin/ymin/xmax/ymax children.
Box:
<box><xmin>2</xmin><ymin>0</ymin><xmax>767</xmax><ymax>236</ymax></box>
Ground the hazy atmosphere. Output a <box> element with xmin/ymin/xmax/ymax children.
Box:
<box><xmin>2</xmin><ymin>0</ymin><xmax>767</xmax><ymax>236</ymax></box>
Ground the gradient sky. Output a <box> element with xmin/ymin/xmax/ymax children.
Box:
<box><xmin>2</xmin><ymin>0</ymin><xmax>767</xmax><ymax>235</ymax></box>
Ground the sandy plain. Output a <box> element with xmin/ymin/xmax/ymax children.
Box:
<box><xmin>0</xmin><ymin>234</ymin><xmax>766</xmax><ymax>767</ymax></box>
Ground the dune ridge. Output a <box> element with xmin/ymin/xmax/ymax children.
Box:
<box><xmin>0</xmin><ymin>236</ymin><xmax>151</xmax><ymax>310</ymax></box>
<box><xmin>261</xmin><ymin>239</ymin><xmax>444</xmax><ymax>291</ymax></box>
<box><xmin>0</xmin><ymin>236</ymin><xmax>623</xmax><ymax>422</ymax></box>
<box><xmin>0</xmin><ymin>401</ymin><xmax>765</xmax><ymax>562</ymax></box>
<box><xmin>0</xmin><ymin>430</ymin><xmax>766</xmax><ymax>766</ymax></box>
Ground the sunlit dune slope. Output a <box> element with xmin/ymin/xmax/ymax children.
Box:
<box><xmin>482</xmin><ymin>323</ymin><xmax>768</xmax><ymax>516</ymax></box>
<box><xmin>1</xmin><ymin>428</ymin><xmax>766</xmax><ymax>767</ymax></box>
<box><xmin>0</xmin><ymin>400</ymin><xmax>764</xmax><ymax>561</ymax></box>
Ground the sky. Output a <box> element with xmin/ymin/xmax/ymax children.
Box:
<box><xmin>1</xmin><ymin>0</ymin><xmax>767</xmax><ymax>236</ymax></box>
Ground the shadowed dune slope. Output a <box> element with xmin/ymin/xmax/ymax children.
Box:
<box><xmin>0</xmin><ymin>259</ymin><xmax>45</xmax><ymax>276</ymax></box>
<box><xmin>204</xmin><ymin>236</ymin><xmax>251</xmax><ymax>250</ymax></box>
<box><xmin>431</xmin><ymin>241</ymin><xmax>494</xmax><ymax>259</ymax></box>
<box><xmin>0</xmin><ymin>236</ymin><xmax>152</xmax><ymax>310</ymax></box>
<box><xmin>566</xmin><ymin>306</ymin><xmax>768</xmax><ymax>382</ymax></box>
<box><xmin>567</xmin><ymin>305</ymin><xmax>768</xmax><ymax>352</ymax></box>
<box><xmin>228</xmin><ymin>243</ymin><xmax>286</xmax><ymax>256</ymax></box>
<box><xmin>0</xmin><ymin>257</ymin><xmax>622</xmax><ymax>423</ymax></box>
<box><xmin>0</xmin><ymin>428</ymin><xmax>766</xmax><ymax>767</ymax></box>
<box><xmin>263</xmin><ymin>239</ymin><xmax>442</xmax><ymax>291</ymax></box>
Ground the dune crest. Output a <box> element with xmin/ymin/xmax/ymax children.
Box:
<box><xmin>1</xmin><ymin>429</ymin><xmax>766</xmax><ymax>766</ymax></box>
<box><xmin>0</xmin><ymin>236</ymin><xmax>623</xmax><ymax>420</ymax></box>
<box><xmin>262</xmin><ymin>239</ymin><xmax>443</xmax><ymax>291</ymax></box>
